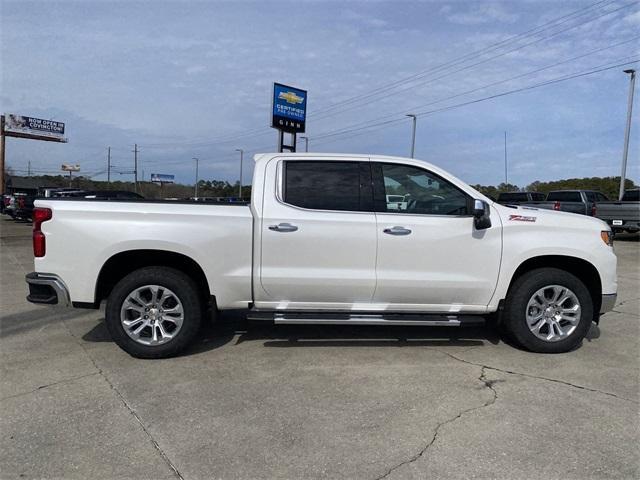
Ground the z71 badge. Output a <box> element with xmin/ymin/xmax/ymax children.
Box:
<box><xmin>509</xmin><ymin>214</ymin><xmax>537</xmax><ymax>222</ymax></box>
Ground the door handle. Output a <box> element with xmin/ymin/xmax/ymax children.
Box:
<box><xmin>383</xmin><ymin>226</ymin><xmax>412</xmax><ymax>236</ymax></box>
<box><xmin>269</xmin><ymin>223</ymin><xmax>298</xmax><ymax>232</ymax></box>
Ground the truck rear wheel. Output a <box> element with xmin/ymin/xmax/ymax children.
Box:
<box><xmin>105</xmin><ymin>267</ymin><xmax>202</xmax><ymax>358</ymax></box>
<box><xmin>503</xmin><ymin>268</ymin><xmax>593</xmax><ymax>353</ymax></box>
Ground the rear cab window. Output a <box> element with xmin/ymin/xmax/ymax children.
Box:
<box><xmin>498</xmin><ymin>193</ymin><xmax>528</xmax><ymax>202</ymax></box>
<box><xmin>547</xmin><ymin>191</ymin><xmax>582</xmax><ymax>202</ymax></box>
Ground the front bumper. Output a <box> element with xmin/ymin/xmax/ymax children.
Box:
<box><xmin>26</xmin><ymin>272</ymin><xmax>71</xmax><ymax>307</ymax></box>
<box><xmin>600</xmin><ymin>293</ymin><xmax>617</xmax><ymax>314</ymax></box>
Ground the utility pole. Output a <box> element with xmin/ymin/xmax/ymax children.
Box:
<box><xmin>235</xmin><ymin>148</ymin><xmax>244</xmax><ymax>199</ymax></box>
<box><xmin>193</xmin><ymin>157</ymin><xmax>199</xmax><ymax>198</ymax></box>
<box><xmin>133</xmin><ymin>143</ymin><xmax>138</xmax><ymax>193</ymax></box>
<box><xmin>27</xmin><ymin>160</ymin><xmax>31</xmax><ymax>176</ymax></box>
<box><xmin>504</xmin><ymin>131</ymin><xmax>508</xmax><ymax>185</ymax></box>
<box><xmin>619</xmin><ymin>69</ymin><xmax>636</xmax><ymax>200</ymax></box>
<box><xmin>0</xmin><ymin>115</ymin><xmax>5</xmax><ymax>194</ymax></box>
<box><xmin>300</xmin><ymin>136</ymin><xmax>309</xmax><ymax>152</ymax></box>
<box><xmin>406</xmin><ymin>114</ymin><xmax>417</xmax><ymax>158</ymax></box>
<box><xmin>107</xmin><ymin>146</ymin><xmax>111</xmax><ymax>183</ymax></box>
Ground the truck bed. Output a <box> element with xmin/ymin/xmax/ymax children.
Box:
<box><xmin>596</xmin><ymin>201</ymin><xmax>640</xmax><ymax>233</ymax></box>
<box><xmin>33</xmin><ymin>198</ymin><xmax>254</xmax><ymax>309</ymax></box>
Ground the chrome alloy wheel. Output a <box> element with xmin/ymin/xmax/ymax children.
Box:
<box><xmin>120</xmin><ymin>285</ymin><xmax>184</xmax><ymax>346</ymax></box>
<box><xmin>526</xmin><ymin>285</ymin><xmax>581</xmax><ymax>342</ymax></box>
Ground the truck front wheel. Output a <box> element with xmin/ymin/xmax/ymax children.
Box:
<box><xmin>503</xmin><ymin>268</ymin><xmax>593</xmax><ymax>353</ymax></box>
<box><xmin>105</xmin><ymin>267</ymin><xmax>202</xmax><ymax>358</ymax></box>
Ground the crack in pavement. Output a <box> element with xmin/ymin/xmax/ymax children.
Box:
<box><xmin>440</xmin><ymin>350</ymin><xmax>638</xmax><ymax>404</ymax></box>
<box><xmin>0</xmin><ymin>372</ymin><xmax>100</xmax><ymax>401</ymax></box>
<box><xmin>61</xmin><ymin>320</ymin><xmax>185</xmax><ymax>480</ymax></box>
<box><xmin>374</xmin><ymin>365</ymin><xmax>498</xmax><ymax>480</ymax></box>
<box><xmin>374</xmin><ymin>346</ymin><xmax>637</xmax><ymax>480</ymax></box>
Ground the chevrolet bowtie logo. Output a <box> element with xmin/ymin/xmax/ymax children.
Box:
<box><xmin>278</xmin><ymin>91</ymin><xmax>304</xmax><ymax>104</ymax></box>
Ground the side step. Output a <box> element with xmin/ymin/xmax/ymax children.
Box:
<box><xmin>246</xmin><ymin>311</ymin><xmax>485</xmax><ymax>327</ymax></box>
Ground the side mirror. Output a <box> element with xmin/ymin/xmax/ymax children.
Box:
<box><xmin>473</xmin><ymin>199</ymin><xmax>491</xmax><ymax>230</ymax></box>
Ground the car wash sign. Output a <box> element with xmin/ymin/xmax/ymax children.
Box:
<box><xmin>271</xmin><ymin>83</ymin><xmax>307</xmax><ymax>133</ymax></box>
<box><xmin>4</xmin><ymin>114</ymin><xmax>66</xmax><ymax>142</ymax></box>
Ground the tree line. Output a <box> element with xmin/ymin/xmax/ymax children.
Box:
<box><xmin>7</xmin><ymin>172</ymin><xmax>636</xmax><ymax>201</ymax></box>
<box><xmin>7</xmin><ymin>173</ymin><xmax>251</xmax><ymax>200</ymax></box>
<box><xmin>471</xmin><ymin>176</ymin><xmax>636</xmax><ymax>200</ymax></box>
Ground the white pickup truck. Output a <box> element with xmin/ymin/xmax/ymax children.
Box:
<box><xmin>26</xmin><ymin>153</ymin><xmax>617</xmax><ymax>358</ymax></box>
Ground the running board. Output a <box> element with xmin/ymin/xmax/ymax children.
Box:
<box><xmin>246</xmin><ymin>311</ymin><xmax>484</xmax><ymax>327</ymax></box>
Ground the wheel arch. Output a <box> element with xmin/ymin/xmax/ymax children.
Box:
<box><xmin>95</xmin><ymin>249</ymin><xmax>212</xmax><ymax>306</ymax></box>
<box><xmin>506</xmin><ymin>255</ymin><xmax>602</xmax><ymax>319</ymax></box>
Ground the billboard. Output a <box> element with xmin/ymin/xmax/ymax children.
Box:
<box><xmin>5</xmin><ymin>114</ymin><xmax>66</xmax><ymax>141</ymax></box>
<box><xmin>61</xmin><ymin>164</ymin><xmax>80</xmax><ymax>172</ymax></box>
<box><xmin>271</xmin><ymin>83</ymin><xmax>306</xmax><ymax>133</ymax></box>
<box><xmin>150</xmin><ymin>173</ymin><xmax>175</xmax><ymax>183</ymax></box>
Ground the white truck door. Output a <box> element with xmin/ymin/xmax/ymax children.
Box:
<box><xmin>256</xmin><ymin>158</ymin><xmax>377</xmax><ymax>309</ymax></box>
<box><xmin>371</xmin><ymin>161</ymin><xmax>502</xmax><ymax>312</ymax></box>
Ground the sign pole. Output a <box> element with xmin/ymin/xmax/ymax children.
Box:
<box><xmin>0</xmin><ymin>115</ymin><xmax>5</xmax><ymax>194</ymax></box>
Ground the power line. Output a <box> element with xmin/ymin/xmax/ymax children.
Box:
<box><xmin>308</xmin><ymin>58</ymin><xmax>640</xmax><ymax>143</ymax></box>
<box><xmin>307</xmin><ymin>0</ymin><xmax>620</xmax><ymax>118</ymax></box>
<box><xmin>304</xmin><ymin>39</ymin><xmax>640</xmax><ymax>142</ymax></box>
<box><xmin>137</xmin><ymin>0</ymin><xmax>632</xmax><ymax>150</ymax></box>
<box><xmin>309</xmin><ymin>1</ymin><xmax>638</xmax><ymax>121</ymax></box>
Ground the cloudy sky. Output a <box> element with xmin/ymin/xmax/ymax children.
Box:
<box><xmin>1</xmin><ymin>0</ymin><xmax>639</xmax><ymax>187</ymax></box>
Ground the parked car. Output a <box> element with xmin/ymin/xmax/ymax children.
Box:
<box><xmin>4</xmin><ymin>193</ymin><xmax>25</xmax><ymax>219</ymax></box>
<box><xmin>26</xmin><ymin>153</ymin><xmax>616</xmax><ymax>358</ymax></box>
<box><xmin>51</xmin><ymin>189</ymin><xmax>87</xmax><ymax>198</ymax></box>
<box><xmin>596</xmin><ymin>188</ymin><xmax>640</xmax><ymax>234</ymax></box>
<box><xmin>524</xmin><ymin>190</ymin><xmax>608</xmax><ymax>216</ymax></box>
<box><xmin>1</xmin><ymin>194</ymin><xmax>10</xmax><ymax>214</ymax></box>
<box><xmin>78</xmin><ymin>190</ymin><xmax>144</xmax><ymax>200</ymax></box>
<box><xmin>497</xmin><ymin>191</ymin><xmax>546</xmax><ymax>205</ymax></box>
<box><xmin>14</xmin><ymin>194</ymin><xmax>35</xmax><ymax>221</ymax></box>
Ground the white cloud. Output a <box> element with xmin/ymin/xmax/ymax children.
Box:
<box><xmin>185</xmin><ymin>65</ymin><xmax>206</xmax><ymax>75</ymax></box>
<box><xmin>446</xmin><ymin>2</ymin><xmax>519</xmax><ymax>25</ymax></box>
<box><xmin>623</xmin><ymin>10</ymin><xmax>640</xmax><ymax>25</ymax></box>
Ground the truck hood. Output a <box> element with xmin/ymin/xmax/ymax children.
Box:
<box><xmin>493</xmin><ymin>203</ymin><xmax>610</xmax><ymax>232</ymax></box>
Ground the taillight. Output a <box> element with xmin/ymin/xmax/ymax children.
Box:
<box><xmin>33</xmin><ymin>208</ymin><xmax>52</xmax><ymax>257</ymax></box>
<box><xmin>18</xmin><ymin>197</ymin><xmax>25</xmax><ymax>209</ymax></box>
<box><xmin>553</xmin><ymin>201</ymin><xmax>561</xmax><ymax>211</ymax></box>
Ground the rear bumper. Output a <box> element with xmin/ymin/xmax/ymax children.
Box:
<box><xmin>25</xmin><ymin>272</ymin><xmax>71</xmax><ymax>307</ymax></box>
<box><xmin>600</xmin><ymin>293</ymin><xmax>617</xmax><ymax>314</ymax></box>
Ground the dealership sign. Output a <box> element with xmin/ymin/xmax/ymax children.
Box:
<box><xmin>151</xmin><ymin>173</ymin><xmax>175</xmax><ymax>184</ymax></box>
<box><xmin>271</xmin><ymin>83</ymin><xmax>307</xmax><ymax>133</ymax></box>
<box><xmin>4</xmin><ymin>114</ymin><xmax>66</xmax><ymax>141</ymax></box>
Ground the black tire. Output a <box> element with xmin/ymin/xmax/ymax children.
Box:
<box><xmin>503</xmin><ymin>268</ymin><xmax>593</xmax><ymax>353</ymax></box>
<box><xmin>105</xmin><ymin>267</ymin><xmax>203</xmax><ymax>358</ymax></box>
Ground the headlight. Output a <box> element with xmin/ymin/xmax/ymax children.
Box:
<box><xmin>601</xmin><ymin>230</ymin><xmax>613</xmax><ymax>246</ymax></box>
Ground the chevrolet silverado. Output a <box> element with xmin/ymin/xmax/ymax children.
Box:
<box><xmin>26</xmin><ymin>153</ymin><xmax>617</xmax><ymax>358</ymax></box>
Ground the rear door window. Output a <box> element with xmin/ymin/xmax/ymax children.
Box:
<box><xmin>283</xmin><ymin>161</ymin><xmax>372</xmax><ymax>212</ymax></box>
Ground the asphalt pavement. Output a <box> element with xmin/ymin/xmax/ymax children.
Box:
<box><xmin>1</xmin><ymin>217</ymin><xmax>638</xmax><ymax>479</ymax></box>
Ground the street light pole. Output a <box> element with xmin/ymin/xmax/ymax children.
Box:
<box><xmin>406</xmin><ymin>114</ymin><xmax>417</xmax><ymax>158</ymax></box>
<box><xmin>235</xmin><ymin>149</ymin><xmax>244</xmax><ymax>199</ymax></box>
<box><xmin>504</xmin><ymin>131</ymin><xmax>508</xmax><ymax>185</ymax></box>
<box><xmin>619</xmin><ymin>69</ymin><xmax>636</xmax><ymax>200</ymax></box>
<box><xmin>192</xmin><ymin>157</ymin><xmax>199</xmax><ymax>198</ymax></box>
<box><xmin>300</xmin><ymin>136</ymin><xmax>309</xmax><ymax>152</ymax></box>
